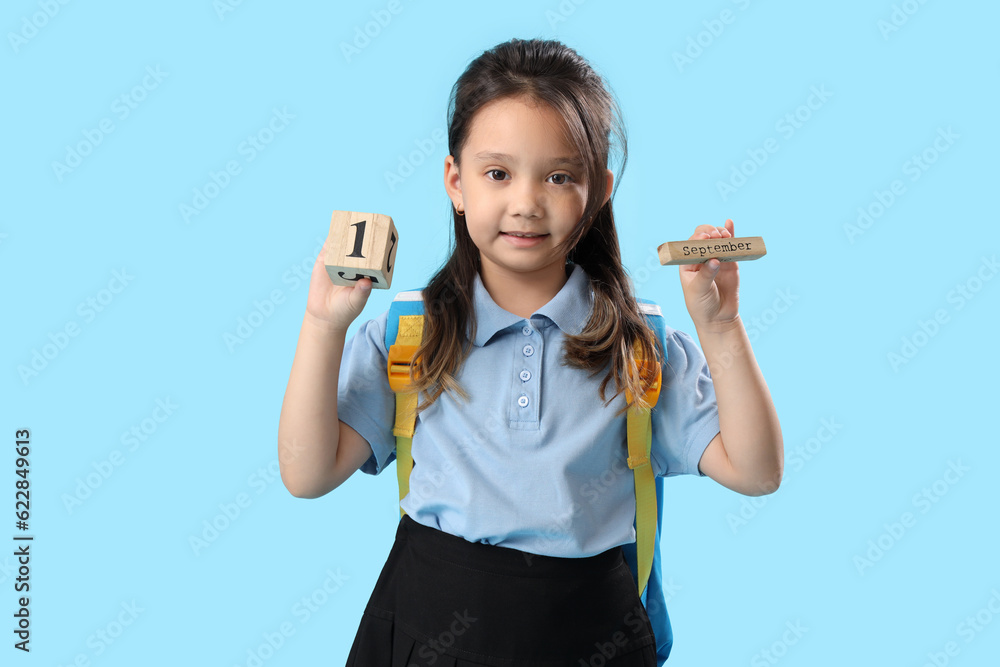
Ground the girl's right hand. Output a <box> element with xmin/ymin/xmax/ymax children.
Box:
<box><xmin>304</xmin><ymin>237</ymin><xmax>374</xmax><ymax>333</ymax></box>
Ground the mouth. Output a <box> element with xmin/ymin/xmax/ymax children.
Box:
<box><xmin>500</xmin><ymin>231</ymin><xmax>548</xmax><ymax>247</ymax></box>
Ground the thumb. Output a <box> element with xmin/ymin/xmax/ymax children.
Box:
<box><xmin>695</xmin><ymin>258</ymin><xmax>722</xmax><ymax>286</ymax></box>
<box><xmin>347</xmin><ymin>278</ymin><xmax>373</xmax><ymax>311</ymax></box>
<box><xmin>355</xmin><ymin>278</ymin><xmax>373</xmax><ymax>298</ymax></box>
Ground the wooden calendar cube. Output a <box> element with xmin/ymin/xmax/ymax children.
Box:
<box><xmin>323</xmin><ymin>210</ymin><xmax>398</xmax><ymax>289</ymax></box>
<box><xmin>657</xmin><ymin>236</ymin><xmax>766</xmax><ymax>265</ymax></box>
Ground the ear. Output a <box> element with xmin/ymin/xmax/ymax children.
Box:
<box><xmin>444</xmin><ymin>155</ymin><xmax>463</xmax><ymax>209</ymax></box>
<box><xmin>602</xmin><ymin>168</ymin><xmax>614</xmax><ymax>206</ymax></box>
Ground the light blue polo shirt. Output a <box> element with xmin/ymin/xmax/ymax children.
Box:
<box><xmin>337</xmin><ymin>263</ymin><xmax>720</xmax><ymax>558</ymax></box>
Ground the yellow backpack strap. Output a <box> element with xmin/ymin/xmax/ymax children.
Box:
<box><xmin>626</xmin><ymin>338</ymin><xmax>662</xmax><ymax>597</ymax></box>
<box><xmin>387</xmin><ymin>314</ymin><xmax>424</xmax><ymax>519</ymax></box>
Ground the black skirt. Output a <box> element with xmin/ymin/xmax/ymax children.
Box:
<box><xmin>346</xmin><ymin>514</ymin><xmax>657</xmax><ymax>666</ymax></box>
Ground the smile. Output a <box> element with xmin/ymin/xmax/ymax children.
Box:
<box><xmin>500</xmin><ymin>232</ymin><xmax>548</xmax><ymax>247</ymax></box>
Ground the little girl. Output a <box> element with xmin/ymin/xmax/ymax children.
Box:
<box><xmin>279</xmin><ymin>38</ymin><xmax>782</xmax><ymax>667</ymax></box>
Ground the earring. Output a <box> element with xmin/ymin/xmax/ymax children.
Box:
<box><xmin>455</xmin><ymin>204</ymin><xmax>464</xmax><ymax>216</ymax></box>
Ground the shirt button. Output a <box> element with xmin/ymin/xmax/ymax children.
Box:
<box><xmin>522</xmin><ymin>325</ymin><xmax>533</xmax><ymax>336</ymax></box>
<box><xmin>522</xmin><ymin>344</ymin><xmax>534</xmax><ymax>357</ymax></box>
<box><xmin>519</xmin><ymin>369</ymin><xmax>531</xmax><ymax>382</ymax></box>
<box><xmin>517</xmin><ymin>395</ymin><xmax>530</xmax><ymax>408</ymax></box>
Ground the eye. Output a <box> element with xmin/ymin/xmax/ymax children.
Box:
<box><xmin>486</xmin><ymin>169</ymin><xmax>508</xmax><ymax>181</ymax></box>
<box><xmin>548</xmin><ymin>173</ymin><xmax>574</xmax><ymax>185</ymax></box>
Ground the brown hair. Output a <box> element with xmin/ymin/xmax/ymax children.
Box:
<box><xmin>409</xmin><ymin>38</ymin><xmax>662</xmax><ymax>417</ymax></box>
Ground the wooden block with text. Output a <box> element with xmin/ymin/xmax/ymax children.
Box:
<box><xmin>324</xmin><ymin>210</ymin><xmax>398</xmax><ymax>289</ymax></box>
<box><xmin>658</xmin><ymin>236</ymin><xmax>766</xmax><ymax>266</ymax></box>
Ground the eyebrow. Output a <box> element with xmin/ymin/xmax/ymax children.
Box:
<box><xmin>472</xmin><ymin>151</ymin><xmax>585</xmax><ymax>167</ymax></box>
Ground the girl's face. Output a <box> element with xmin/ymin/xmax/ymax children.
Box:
<box><xmin>445</xmin><ymin>95</ymin><xmax>612</xmax><ymax>283</ymax></box>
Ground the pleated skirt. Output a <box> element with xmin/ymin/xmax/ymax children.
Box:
<box><xmin>345</xmin><ymin>514</ymin><xmax>657</xmax><ymax>666</ymax></box>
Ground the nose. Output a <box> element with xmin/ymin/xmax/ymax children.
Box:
<box><xmin>509</xmin><ymin>178</ymin><xmax>544</xmax><ymax>218</ymax></box>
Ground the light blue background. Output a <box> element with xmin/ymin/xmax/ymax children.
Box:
<box><xmin>4</xmin><ymin>1</ymin><xmax>998</xmax><ymax>665</ymax></box>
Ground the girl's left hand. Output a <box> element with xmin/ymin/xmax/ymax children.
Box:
<box><xmin>678</xmin><ymin>219</ymin><xmax>741</xmax><ymax>330</ymax></box>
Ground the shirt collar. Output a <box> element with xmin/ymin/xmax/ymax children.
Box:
<box><xmin>470</xmin><ymin>263</ymin><xmax>593</xmax><ymax>346</ymax></box>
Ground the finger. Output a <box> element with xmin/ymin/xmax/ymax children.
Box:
<box><xmin>697</xmin><ymin>257</ymin><xmax>723</xmax><ymax>281</ymax></box>
<box><xmin>348</xmin><ymin>278</ymin><xmax>373</xmax><ymax>309</ymax></box>
<box><xmin>689</xmin><ymin>224</ymin><xmax>718</xmax><ymax>240</ymax></box>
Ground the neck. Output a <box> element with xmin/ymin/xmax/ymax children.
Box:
<box><xmin>479</xmin><ymin>260</ymin><xmax>572</xmax><ymax>319</ymax></box>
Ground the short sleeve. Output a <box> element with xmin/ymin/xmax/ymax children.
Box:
<box><xmin>650</xmin><ymin>329</ymin><xmax>721</xmax><ymax>477</ymax></box>
<box><xmin>337</xmin><ymin>309</ymin><xmax>397</xmax><ymax>476</ymax></box>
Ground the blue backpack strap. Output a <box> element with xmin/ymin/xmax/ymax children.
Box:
<box><xmin>385</xmin><ymin>288</ymin><xmax>426</xmax><ymax>517</ymax></box>
<box><xmin>385</xmin><ymin>288</ymin><xmax>426</xmax><ymax>350</ymax></box>
<box><xmin>621</xmin><ymin>297</ymin><xmax>673</xmax><ymax>664</ymax></box>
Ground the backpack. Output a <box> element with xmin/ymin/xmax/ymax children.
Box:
<box><xmin>383</xmin><ymin>288</ymin><xmax>675</xmax><ymax>665</ymax></box>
